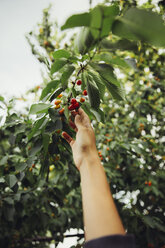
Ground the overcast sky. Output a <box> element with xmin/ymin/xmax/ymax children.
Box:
<box><xmin>0</xmin><ymin>0</ymin><xmax>101</xmax><ymax>99</ymax></box>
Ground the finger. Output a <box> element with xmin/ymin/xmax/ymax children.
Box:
<box><xmin>71</xmin><ymin>110</ymin><xmax>79</xmax><ymax>117</ymax></box>
<box><xmin>77</xmin><ymin>107</ymin><xmax>89</xmax><ymax>120</ymax></box>
<box><xmin>77</xmin><ymin>107</ymin><xmax>84</xmax><ymax>116</ymax></box>
<box><xmin>62</xmin><ymin>132</ymin><xmax>74</xmax><ymax>146</ymax></box>
<box><xmin>77</xmin><ymin>107</ymin><xmax>87</xmax><ymax>116</ymax></box>
<box><xmin>75</xmin><ymin>107</ymin><xmax>91</xmax><ymax>128</ymax></box>
<box><xmin>69</xmin><ymin>118</ymin><xmax>78</xmax><ymax>132</ymax></box>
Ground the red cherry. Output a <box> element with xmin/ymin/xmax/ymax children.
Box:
<box><xmin>68</xmin><ymin>104</ymin><xmax>75</xmax><ymax>111</ymax></box>
<box><xmin>76</xmin><ymin>80</ymin><xmax>82</xmax><ymax>85</ymax></box>
<box><xmin>83</xmin><ymin>90</ymin><xmax>87</xmax><ymax>96</ymax></box>
<box><xmin>68</xmin><ymin>102</ymin><xmax>79</xmax><ymax>111</ymax></box>
<box><xmin>70</xmin><ymin>98</ymin><xmax>77</xmax><ymax>104</ymax></box>
<box><xmin>74</xmin><ymin>102</ymin><xmax>79</xmax><ymax>109</ymax></box>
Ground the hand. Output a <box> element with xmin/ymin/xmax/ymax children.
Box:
<box><xmin>62</xmin><ymin>107</ymin><xmax>97</xmax><ymax>170</ymax></box>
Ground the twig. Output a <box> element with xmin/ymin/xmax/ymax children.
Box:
<box><xmin>24</xmin><ymin>233</ymin><xmax>84</xmax><ymax>243</ymax></box>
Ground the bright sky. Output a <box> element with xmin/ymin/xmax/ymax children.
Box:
<box><xmin>0</xmin><ymin>0</ymin><xmax>101</xmax><ymax>99</ymax></box>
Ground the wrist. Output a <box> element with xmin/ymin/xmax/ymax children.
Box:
<box><xmin>79</xmin><ymin>149</ymin><xmax>100</xmax><ymax>172</ymax></box>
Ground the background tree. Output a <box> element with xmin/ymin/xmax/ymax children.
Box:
<box><xmin>0</xmin><ymin>0</ymin><xmax>165</xmax><ymax>247</ymax></box>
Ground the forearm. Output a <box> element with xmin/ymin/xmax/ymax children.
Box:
<box><xmin>79</xmin><ymin>150</ymin><xmax>125</xmax><ymax>242</ymax></box>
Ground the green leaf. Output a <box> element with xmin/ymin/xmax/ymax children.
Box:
<box><xmin>54</xmin><ymin>118</ymin><xmax>62</xmax><ymax>130</ymax></box>
<box><xmin>81</xmin><ymin>103</ymin><xmax>95</xmax><ymax>120</ymax></box>
<box><xmin>50</xmin><ymin>87</ymin><xmax>64</xmax><ymax>102</ymax></box>
<box><xmin>91</xmin><ymin>6</ymin><xmax>102</xmax><ymax>29</ymax></box>
<box><xmin>61</xmin><ymin>12</ymin><xmax>91</xmax><ymax>30</ymax></box>
<box><xmin>0</xmin><ymin>156</ymin><xmax>8</xmax><ymax>165</ymax></box>
<box><xmin>15</xmin><ymin>163</ymin><xmax>27</xmax><ymax>172</ymax></box>
<box><xmin>87</xmin><ymin>75</ymin><xmax>100</xmax><ymax>110</ymax></box>
<box><xmin>45</xmin><ymin>121</ymin><xmax>57</xmax><ymax>134</ymax></box>
<box><xmin>42</xmin><ymin>134</ymin><xmax>50</xmax><ymax>157</ymax></box>
<box><xmin>64</xmin><ymin>105</ymin><xmax>69</xmax><ymax>120</ymax></box>
<box><xmin>102</xmin><ymin>4</ymin><xmax>119</xmax><ymax>17</ymax></box>
<box><xmin>29</xmin><ymin>103</ymin><xmax>51</xmax><ymax>115</ymax></box>
<box><xmin>88</xmin><ymin>69</ymin><xmax>105</xmax><ymax>100</ymax></box>
<box><xmin>89</xmin><ymin>62</ymin><xmax>125</xmax><ymax>101</ymax></box>
<box><xmin>17</xmin><ymin>172</ymin><xmax>25</xmax><ymax>181</ymax></box>
<box><xmin>28</xmin><ymin>116</ymin><xmax>47</xmax><ymax>141</ymax></box>
<box><xmin>81</xmin><ymin>102</ymin><xmax>104</xmax><ymax>122</ymax></box>
<box><xmin>100</xmin><ymin>38</ymin><xmax>138</xmax><ymax>52</ymax></box>
<box><xmin>50</xmin><ymin>58</ymin><xmax>68</xmax><ymax>74</ymax></box>
<box><xmin>112</xmin><ymin>7</ymin><xmax>165</xmax><ymax>47</ymax></box>
<box><xmin>0</xmin><ymin>96</ymin><xmax>4</xmax><ymax>101</ymax></box>
<box><xmin>6</xmin><ymin>175</ymin><xmax>17</xmax><ymax>188</ymax></box>
<box><xmin>103</xmin><ymin>80</ymin><xmax>125</xmax><ymax>101</ymax></box>
<box><xmin>53</xmin><ymin>49</ymin><xmax>71</xmax><ymax>59</ymax></box>
<box><xmin>74</xmin><ymin>27</ymin><xmax>95</xmax><ymax>55</ymax></box>
<box><xmin>71</xmin><ymin>87</ymin><xmax>77</xmax><ymax>98</ymax></box>
<box><xmin>89</xmin><ymin>62</ymin><xmax>120</xmax><ymax>87</ymax></box>
<box><xmin>90</xmin><ymin>6</ymin><xmax>102</xmax><ymax>39</ymax></box>
<box><xmin>90</xmin><ymin>28</ymin><xmax>100</xmax><ymax>40</ymax></box>
<box><xmin>14</xmin><ymin>193</ymin><xmax>21</xmax><ymax>201</ymax></box>
<box><xmin>29</xmin><ymin>140</ymin><xmax>43</xmax><ymax>157</ymax></box>
<box><xmin>0</xmin><ymin>178</ymin><xmax>5</xmax><ymax>183</ymax></box>
<box><xmin>61</xmin><ymin>64</ymin><xmax>75</xmax><ymax>88</ymax></box>
<box><xmin>100</xmin><ymin>4</ymin><xmax>119</xmax><ymax>38</ymax></box>
<box><xmin>100</xmin><ymin>17</ymin><xmax>113</xmax><ymax>38</ymax></box>
<box><xmin>48</xmin><ymin>108</ymin><xmax>62</xmax><ymax>130</ymax></box>
<box><xmin>69</xmin><ymin>55</ymin><xmax>79</xmax><ymax>63</ymax></box>
<box><xmin>80</xmin><ymin>70</ymin><xmax>88</xmax><ymax>90</ymax></box>
<box><xmin>48</xmin><ymin>108</ymin><xmax>60</xmax><ymax>123</ymax></box>
<box><xmin>143</xmin><ymin>216</ymin><xmax>165</xmax><ymax>232</ymax></box>
<box><xmin>143</xmin><ymin>216</ymin><xmax>155</xmax><ymax>228</ymax></box>
<box><xmin>89</xmin><ymin>4</ymin><xmax>119</xmax><ymax>39</ymax></box>
<box><xmin>9</xmin><ymin>134</ymin><xmax>16</xmax><ymax>145</ymax></box>
<box><xmin>40</xmin><ymin>80</ymin><xmax>60</xmax><ymax>100</ymax></box>
<box><xmin>90</xmin><ymin>108</ymin><xmax>105</xmax><ymax>123</ymax></box>
<box><xmin>4</xmin><ymin>197</ymin><xmax>14</xmax><ymax>205</ymax></box>
<box><xmin>125</xmin><ymin>58</ymin><xmax>137</xmax><ymax>70</ymax></box>
<box><xmin>94</xmin><ymin>53</ymin><xmax>130</xmax><ymax>69</ymax></box>
<box><xmin>153</xmin><ymin>217</ymin><xmax>165</xmax><ymax>232</ymax></box>
<box><xmin>130</xmin><ymin>144</ymin><xmax>143</xmax><ymax>154</ymax></box>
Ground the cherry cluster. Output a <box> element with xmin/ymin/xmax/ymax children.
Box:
<box><xmin>68</xmin><ymin>80</ymin><xmax>87</xmax><ymax>111</ymax></box>
<box><xmin>53</xmin><ymin>80</ymin><xmax>88</xmax><ymax>115</ymax></box>
<box><xmin>68</xmin><ymin>98</ymin><xmax>79</xmax><ymax>111</ymax></box>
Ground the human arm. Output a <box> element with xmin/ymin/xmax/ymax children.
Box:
<box><xmin>79</xmin><ymin>149</ymin><xmax>125</xmax><ymax>241</ymax></box>
<box><xmin>62</xmin><ymin>107</ymin><xmax>125</xmax><ymax>242</ymax></box>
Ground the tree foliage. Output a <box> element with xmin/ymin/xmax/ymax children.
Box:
<box><xmin>0</xmin><ymin>1</ymin><xmax>165</xmax><ymax>247</ymax></box>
